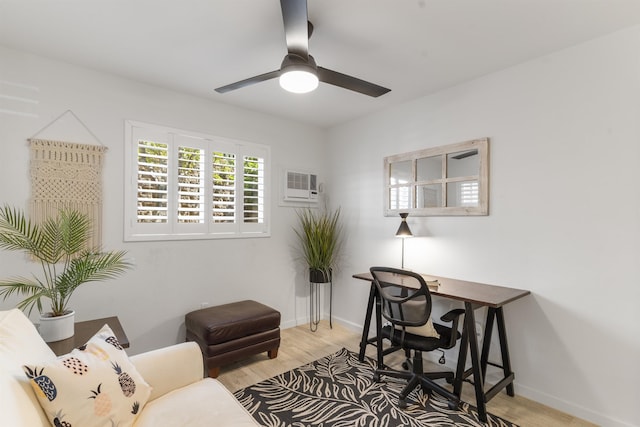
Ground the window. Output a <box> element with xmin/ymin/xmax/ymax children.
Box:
<box><xmin>384</xmin><ymin>138</ymin><xmax>489</xmax><ymax>216</ymax></box>
<box><xmin>124</xmin><ymin>121</ymin><xmax>270</xmax><ymax>241</ymax></box>
<box><xmin>457</xmin><ymin>181</ymin><xmax>479</xmax><ymax>207</ymax></box>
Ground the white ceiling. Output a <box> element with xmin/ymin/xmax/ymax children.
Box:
<box><xmin>1</xmin><ymin>0</ymin><xmax>640</xmax><ymax>128</ymax></box>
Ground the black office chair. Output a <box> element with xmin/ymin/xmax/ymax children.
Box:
<box><xmin>370</xmin><ymin>266</ymin><xmax>465</xmax><ymax>410</ymax></box>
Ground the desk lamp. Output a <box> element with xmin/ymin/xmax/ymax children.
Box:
<box><xmin>395</xmin><ymin>213</ymin><xmax>413</xmax><ymax>269</ymax></box>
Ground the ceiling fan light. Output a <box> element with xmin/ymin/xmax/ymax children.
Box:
<box><xmin>279</xmin><ymin>69</ymin><xmax>319</xmax><ymax>93</ymax></box>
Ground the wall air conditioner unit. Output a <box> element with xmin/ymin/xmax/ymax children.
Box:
<box><xmin>284</xmin><ymin>170</ymin><xmax>318</xmax><ymax>202</ymax></box>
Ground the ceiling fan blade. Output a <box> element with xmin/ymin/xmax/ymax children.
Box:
<box><xmin>280</xmin><ymin>0</ymin><xmax>309</xmax><ymax>59</ymax></box>
<box><xmin>215</xmin><ymin>70</ymin><xmax>280</xmax><ymax>93</ymax></box>
<box><xmin>317</xmin><ymin>67</ymin><xmax>391</xmax><ymax>98</ymax></box>
<box><xmin>451</xmin><ymin>149</ymin><xmax>478</xmax><ymax>159</ymax></box>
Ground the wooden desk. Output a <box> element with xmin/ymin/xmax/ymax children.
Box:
<box><xmin>353</xmin><ymin>272</ymin><xmax>530</xmax><ymax>422</ymax></box>
<box><xmin>47</xmin><ymin>316</ymin><xmax>129</xmax><ymax>356</ymax></box>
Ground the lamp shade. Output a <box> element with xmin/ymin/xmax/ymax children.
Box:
<box><xmin>395</xmin><ymin>212</ymin><xmax>413</xmax><ymax>237</ymax></box>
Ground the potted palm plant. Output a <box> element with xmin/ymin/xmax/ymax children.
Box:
<box><xmin>294</xmin><ymin>207</ymin><xmax>343</xmax><ymax>283</ymax></box>
<box><xmin>0</xmin><ymin>205</ymin><xmax>132</xmax><ymax>342</ymax></box>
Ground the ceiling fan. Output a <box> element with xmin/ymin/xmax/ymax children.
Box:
<box><xmin>215</xmin><ymin>0</ymin><xmax>391</xmax><ymax>97</ymax></box>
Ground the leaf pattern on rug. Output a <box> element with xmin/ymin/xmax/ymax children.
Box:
<box><xmin>234</xmin><ymin>348</ymin><xmax>518</xmax><ymax>427</ymax></box>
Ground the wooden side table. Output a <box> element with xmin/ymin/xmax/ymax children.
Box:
<box><xmin>47</xmin><ymin>316</ymin><xmax>129</xmax><ymax>356</ymax></box>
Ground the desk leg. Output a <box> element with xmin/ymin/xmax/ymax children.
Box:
<box><xmin>374</xmin><ymin>290</ymin><xmax>383</xmax><ymax>368</ymax></box>
<box><xmin>454</xmin><ymin>315</ymin><xmax>469</xmax><ymax>397</ymax></box>
<box><xmin>480</xmin><ymin>307</ymin><xmax>496</xmax><ymax>382</ymax></box>
<box><xmin>457</xmin><ymin>305</ymin><xmax>517</xmax><ymax>422</ymax></box>
<box><xmin>496</xmin><ymin>307</ymin><xmax>515</xmax><ymax>396</ymax></box>
<box><xmin>480</xmin><ymin>307</ymin><xmax>517</xmax><ymax>401</ymax></box>
<box><xmin>358</xmin><ymin>283</ymin><xmax>377</xmax><ymax>361</ymax></box>
<box><xmin>464</xmin><ymin>301</ymin><xmax>488</xmax><ymax>423</ymax></box>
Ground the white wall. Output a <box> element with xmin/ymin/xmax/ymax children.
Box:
<box><xmin>326</xmin><ymin>27</ymin><xmax>640</xmax><ymax>427</ymax></box>
<box><xmin>0</xmin><ymin>45</ymin><xmax>327</xmax><ymax>353</ymax></box>
<box><xmin>2</xmin><ymin>25</ymin><xmax>639</xmax><ymax>427</ymax></box>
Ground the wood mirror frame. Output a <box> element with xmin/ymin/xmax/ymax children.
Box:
<box><xmin>383</xmin><ymin>138</ymin><xmax>489</xmax><ymax>216</ymax></box>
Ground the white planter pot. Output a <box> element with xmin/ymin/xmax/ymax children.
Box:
<box><xmin>39</xmin><ymin>310</ymin><xmax>75</xmax><ymax>342</ymax></box>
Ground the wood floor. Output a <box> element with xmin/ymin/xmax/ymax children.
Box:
<box><xmin>217</xmin><ymin>321</ymin><xmax>596</xmax><ymax>427</ymax></box>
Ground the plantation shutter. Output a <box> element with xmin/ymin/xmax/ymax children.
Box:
<box><xmin>243</xmin><ymin>155</ymin><xmax>264</xmax><ymax>224</ymax></box>
<box><xmin>212</xmin><ymin>150</ymin><xmax>236</xmax><ymax>224</ymax></box>
<box><xmin>172</xmin><ymin>134</ymin><xmax>207</xmax><ymax>234</ymax></box>
<box><xmin>136</xmin><ymin>139</ymin><xmax>169</xmax><ymax>224</ymax></box>
<box><xmin>124</xmin><ymin>121</ymin><xmax>270</xmax><ymax>240</ymax></box>
<box><xmin>239</xmin><ymin>144</ymin><xmax>268</xmax><ymax>234</ymax></box>
<box><xmin>129</xmin><ymin>126</ymin><xmax>171</xmax><ymax>236</ymax></box>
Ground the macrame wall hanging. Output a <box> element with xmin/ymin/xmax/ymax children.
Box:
<box><xmin>29</xmin><ymin>110</ymin><xmax>107</xmax><ymax>250</ymax></box>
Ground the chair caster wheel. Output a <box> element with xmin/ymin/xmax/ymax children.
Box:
<box><xmin>373</xmin><ymin>373</ymin><xmax>380</xmax><ymax>382</ymax></box>
<box><xmin>445</xmin><ymin>377</ymin><xmax>454</xmax><ymax>384</ymax></box>
<box><xmin>402</xmin><ymin>361</ymin><xmax>409</xmax><ymax>370</ymax></box>
<box><xmin>447</xmin><ymin>399</ymin><xmax>459</xmax><ymax>410</ymax></box>
<box><xmin>398</xmin><ymin>399</ymin><xmax>407</xmax><ymax>409</ymax></box>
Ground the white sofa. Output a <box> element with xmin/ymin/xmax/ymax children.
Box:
<box><xmin>0</xmin><ymin>309</ymin><xmax>260</xmax><ymax>426</ymax></box>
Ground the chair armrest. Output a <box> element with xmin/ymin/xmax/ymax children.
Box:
<box><xmin>129</xmin><ymin>341</ymin><xmax>204</xmax><ymax>402</ymax></box>
<box><xmin>440</xmin><ymin>308</ymin><xmax>466</xmax><ymax>348</ymax></box>
<box><xmin>440</xmin><ymin>308</ymin><xmax>465</xmax><ymax>323</ymax></box>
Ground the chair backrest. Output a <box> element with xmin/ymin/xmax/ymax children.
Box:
<box><xmin>370</xmin><ymin>267</ymin><xmax>433</xmax><ymax>329</ymax></box>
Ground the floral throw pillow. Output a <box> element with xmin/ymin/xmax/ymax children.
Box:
<box><xmin>23</xmin><ymin>324</ymin><xmax>152</xmax><ymax>427</ymax></box>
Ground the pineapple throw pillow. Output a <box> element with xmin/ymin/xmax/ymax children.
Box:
<box><xmin>23</xmin><ymin>324</ymin><xmax>152</xmax><ymax>427</ymax></box>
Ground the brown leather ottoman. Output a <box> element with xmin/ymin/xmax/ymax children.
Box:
<box><xmin>185</xmin><ymin>300</ymin><xmax>281</xmax><ymax>378</ymax></box>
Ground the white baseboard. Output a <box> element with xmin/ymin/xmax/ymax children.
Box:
<box><xmin>280</xmin><ymin>318</ymin><xmax>298</xmax><ymax>330</ymax></box>
<box><xmin>515</xmin><ymin>382</ymin><xmax>634</xmax><ymax>427</ymax></box>
<box><xmin>289</xmin><ymin>314</ymin><xmax>363</xmax><ymax>332</ymax></box>
<box><xmin>330</xmin><ymin>315</ymin><xmax>364</xmax><ymax>333</ymax></box>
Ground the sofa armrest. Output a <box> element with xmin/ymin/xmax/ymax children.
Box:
<box><xmin>129</xmin><ymin>341</ymin><xmax>204</xmax><ymax>402</ymax></box>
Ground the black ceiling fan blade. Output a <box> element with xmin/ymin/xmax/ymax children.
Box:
<box><xmin>215</xmin><ymin>70</ymin><xmax>281</xmax><ymax>94</ymax></box>
<box><xmin>280</xmin><ymin>0</ymin><xmax>309</xmax><ymax>59</ymax></box>
<box><xmin>317</xmin><ymin>67</ymin><xmax>391</xmax><ymax>98</ymax></box>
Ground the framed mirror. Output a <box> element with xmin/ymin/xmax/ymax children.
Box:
<box><xmin>384</xmin><ymin>138</ymin><xmax>489</xmax><ymax>216</ymax></box>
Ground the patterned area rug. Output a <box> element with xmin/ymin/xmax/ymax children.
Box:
<box><xmin>234</xmin><ymin>347</ymin><xmax>518</xmax><ymax>427</ymax></box>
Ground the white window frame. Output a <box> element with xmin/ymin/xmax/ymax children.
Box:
<box><xmin>124</xmin><ymin>120</ymin><xmax>270</xmax><ymax>241</ymax></box>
